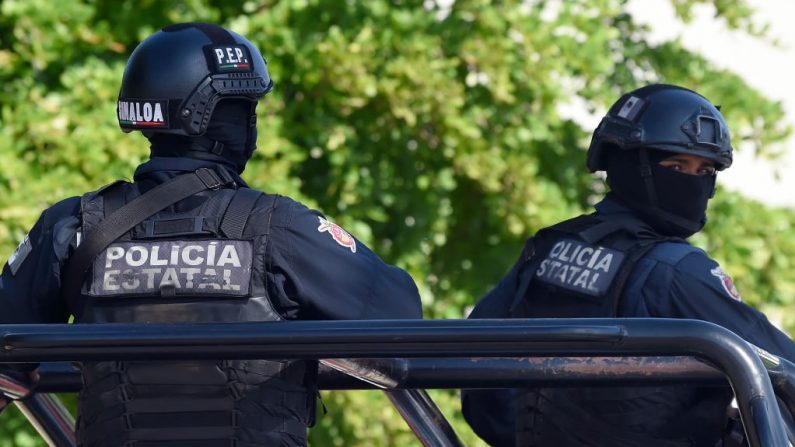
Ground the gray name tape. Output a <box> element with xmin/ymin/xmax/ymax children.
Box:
<box><xmin>90</xmin><ymin>239</ymin><xmax>253</xmax><ymax>297</ymax></box>
<box><xmin>535</xmin><ymin>238</ymin><xmax>625</xmax><ymax>297</ymax></box>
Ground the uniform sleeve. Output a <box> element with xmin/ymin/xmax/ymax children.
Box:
<box><xmin>462</xmin><ymin>388</ymin><xmax>518</xmax><ymax>447</ymax></box>
<box><xmin>266</xmin><ymin>200</ymin><xmax>421</xmax><ymax>320</ymax></box>
<box><xmin>468</xmin><ymin>256</ymin><xmax>521</xmax><ymax>319</ymax></box>
<box><xmin>0</xmin><ymin>199</ymin><xmax>80</xmax><ymax>324</ymax></box>
<box><xmin>460</xmin><ymin>249</ymin><xmax>524</xmax><ymax>447</ymax></box>
<box><xmin>643</xmin><ymin>250</ymin><xmax>795</xmax><ymax>363</ymax></box>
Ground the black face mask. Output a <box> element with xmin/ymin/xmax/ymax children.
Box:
<box><xmin>203</xmin><ymin>100</ymin><xmax>258</xmax><ymax>173</ymax></box>
<box><xmin>148</xmin><ymin>100</ymin><xmax>257</xmax><ymax>174</ymax></box>
<box><xmin>606</xmin><ymin>149</ymin><xmax>716</xmax><ymax>238</ymax></box>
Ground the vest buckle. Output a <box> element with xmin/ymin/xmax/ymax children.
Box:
<box><xmin>195</xmin><ymin>168</ymin><xmax>223</xmax><ymax>190</ymax></box>
<box><xmin>123</xmin><ymin>412</ymin><xmax>134</xmax><ymax>430</ymax></box>
<box><xmin>119</xmin><ymin>384</ymin><xmax>131</xmax><ymax>403</ymax></box>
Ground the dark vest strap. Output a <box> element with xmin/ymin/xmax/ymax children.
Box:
<box><xmin>607</xmin><ymin>241</ymin><xmax>659</xmax><ymax>316</ymax></box>
<box><xmin>63</xmin><ymin>167</ymin><xmax>234</xmax><ymax>318</ymax></box>
<box><xmin>577</xmin><ymin>217</ymin><xmax>626</xmax><ymax>244</ymax></box>
<box><xmin>509</xmin><ymin>237</ymin><xmax>536</xmax><ymax>314</ymax></box>
<box><xmin>103</xmin><ymin>182</ymin><xmax>127</xmax><ymax>218</ymax></box>
<box><xmin>220</xmin><ymin>188</ymin><xmax>263</xmax><ymax>239</ymax></box>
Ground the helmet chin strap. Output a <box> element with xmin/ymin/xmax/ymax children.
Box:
<box><xmin>243</xmin><ymin>101</ymin><xmax>258</xmax><ymax>161</ymax></box>
<box><xmin>637</xmin><ymin>147</ymin><xmax>658</xmax><ymax>208</ymax></box>
<box><xmin>189</xmin><ymin>135</ymin><xmax>225</xmax><ymax>155</ymax></box>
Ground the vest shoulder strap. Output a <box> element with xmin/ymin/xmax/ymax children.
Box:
<box><xmin>548</xmin><ymin>213</ymin><xmax>658</xmax><ymax>246</ymax></box>
<box><xmin>220</xmin><ymin>187</ymin><xmax>263</xmax><ymax>239</ymax></box>
<box><xmin>540</xmin><ymin>214</ymin><xmax>599</xmax><ymax>239</ymax></box>
<box><xmin>606</xmin><ymin>240</ymin><xmax>660</xmax><ymax>315</ymax></box>
<box><xmin>508</xmin><ymin>237</ymin><xmax>537</xmax><ymax>313</ymax></box>
<box><xmin>80</xmin><ymin>180</ymin><xmax>128</xmax><ymax>235</ymax></box>
<box><xmin>645</xmin><ymin>241</ymin><xmax>700</xmax><ymax>265</ymax></box>
<box><xmin>102</xmin><ymin>181</ymin><xmax>127</xmax><ymax>218</ymax></box>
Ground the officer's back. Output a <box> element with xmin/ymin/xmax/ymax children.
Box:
<box><xmin>462</xmin><ymin>84</ymin><xmax>795</xmax><ymax>446</ymax></box>
<box><xmin>0</xmin><ymin>23</ymin><xmax>421</xmax><ymax>447</ymax></box>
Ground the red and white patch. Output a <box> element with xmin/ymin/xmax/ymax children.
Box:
<box><xmin>317</xmin><ymin>217</ymin><xmax>357</xmax><ymax>253</ymax></box>
<box><xmin>710</xmin><ymin>266</ymin><xmax>742</xmax><ymax>302</ymax></box>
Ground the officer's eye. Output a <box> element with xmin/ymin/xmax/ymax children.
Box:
<box><xmin>659</xmin><ymin>160</ymin><xmax>683</xmax><ymax>171</ymax></box>
<box><xmin>658</xmin><ymin>159</ymin><xmax>715</xmax><ymax>176</ymax></box>
<box><xmin>698</xmin><ymin>165</ymin><xmax>717</xmax><ymax>176</ymax></box>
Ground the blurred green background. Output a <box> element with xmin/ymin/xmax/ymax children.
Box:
<box><xmin>2</xmin><ymin>0</ymin><xmax>795</xmax><ymax>445</ymax></box>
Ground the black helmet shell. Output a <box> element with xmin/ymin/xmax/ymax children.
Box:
<box><xmin>587</xmin><ymin>84</ymin><xmax>733</xmax><ymax>172</ymax></box>
<box><xmin>117</xmin><ymin>22</ymin><xmax>273</xmax><ymax>136</ymax></box>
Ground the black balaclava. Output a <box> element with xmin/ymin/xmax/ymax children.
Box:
<box><xmin>606</xmin><ymin>147</ymin><xmax>716</xmax><ymax>238</ymax></box>
<box><xmin>148</xmin><ymin>99</ymin><xmax>257</xmax><ymax>174</ymax></box>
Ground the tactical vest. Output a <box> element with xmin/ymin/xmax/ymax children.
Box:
<box><xmin>73</xmin><ymin>180</ymin><xmax>315</xmax><ymax>447</ymax></box>
<box><xmin>508</xmin><ymin>214</ymin><xmax>665</xmax><ymax>320</ymax></box>
<box><xmin>508</xmin><ymin>214</ymin><xmax>705</xmax><ymax>447</ymax></box>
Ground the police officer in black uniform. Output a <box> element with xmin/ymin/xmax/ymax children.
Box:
<box><xmin>0</xmin><ymin>23</ymin><xmax>421</xmax><ymax>446</ymax></box>
<box><xmin>461</xmin><ymin>84</ymin><xmax>795</xmax><ymax>446</ymax></box>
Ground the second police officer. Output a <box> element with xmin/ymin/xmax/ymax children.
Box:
<box><xmin>462</xmin><ymin>84</ymin><xmax>795</xmax><ymax>446</ymax></box>
<box><xmin>0</xmin><ymin>23</ymin><xmax>422</xmax><ymax>446</ymax></box>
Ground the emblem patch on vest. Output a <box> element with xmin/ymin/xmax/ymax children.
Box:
<box><xmin>90</xmin><ymin>240</ymin><xmax>253</xmax><ymax>297</ymax></box>
<box><xmin>317</xmin><ymin>217</ymin><xmax>357</xmax><ymax>253</ymax></box>
<box><xmin>710</xmin><ymin>266</ymin><xmax>742</xmax><ymax>302</ymax></box>
<box><xmin>535</xmin><ymin>239</ymin><xmax>625</xmax><ymax>297</ymax></box>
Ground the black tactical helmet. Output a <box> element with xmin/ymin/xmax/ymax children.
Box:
<box><xmin>587</xmin><ymin>84</ymin><xmax>733</xmax><ymax>172</ymax></box>
<box><xmin>117</xmin><ymin>22</ymin><xmax>273</xmax><ymax>136</ymax></box>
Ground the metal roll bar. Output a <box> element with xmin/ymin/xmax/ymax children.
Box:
<box><xmin>13</xmin><ymin>394</ymin><xmax>76</xmax><ymax>447</ymax></box>
<box><xmin>28</xmin><ymin>356</ymin><xmax>726</xmax><ymax>392</ymax></box>
<box><xmin>0</xmin><ymin>318</ymin><xmax>791</xmax><ymax>447</ymax></box>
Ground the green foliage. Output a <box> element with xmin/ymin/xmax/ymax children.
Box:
<box><xmin>702</xmin><ymin>189</ymin><xmax>795</xmax><ymax>326</ymax></box>
<box><xmin>669</xmin><ymin>0</ymin><xmax>765</xmax><ymax>34</ymax></box>
<box><xmin>1</xmin><ymin>0</ymin><xmax>794</xmax><ymax>445</ymax></box>
<box><xmin>0</xmin><ymin>406</ymin><xmax>42</xmax><ymax>447</ymax></box>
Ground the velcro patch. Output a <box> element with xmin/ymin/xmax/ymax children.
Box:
<box><xmin>317</xmin><ymin>217</ymin><xmax>357</xmax><ymax>253</ymax></box>
<box><xmin>616</xmin><ymin>95</ymin><xmax>645</xmax><ymax>121</ymax></box>
<box><xmin>117</xmin><ymin>99</ymin><xmax>169</xmax><ymax>129</ymax></box>
<box><xmin>7</xmin><ymin>234</ymin><xmax>32</xmax><ymax>276</ymax></box>
<box><xmin>535</xmin><ymin>239</ymin><xmax>625</xmax><ymax>297</ymax></box>
<box><xmin>205</xmin><ymin>45</ymin><xmax>253</xmax><ymax>73</ymax></box>
<box><xmin>90</xmin><ymin>240</ymin><xmax>252</xmax><ymax>297</ymax></box>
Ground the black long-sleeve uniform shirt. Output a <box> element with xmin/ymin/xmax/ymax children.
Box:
<box><xmin>463</xmin><ymin>197</ymin><xmax>795</xmax><ymax>446</ymax></box>
<box><xmin>0</xmin><ymin>157</ymin><xmax>422</xmax><ymax>324</ymax></box>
